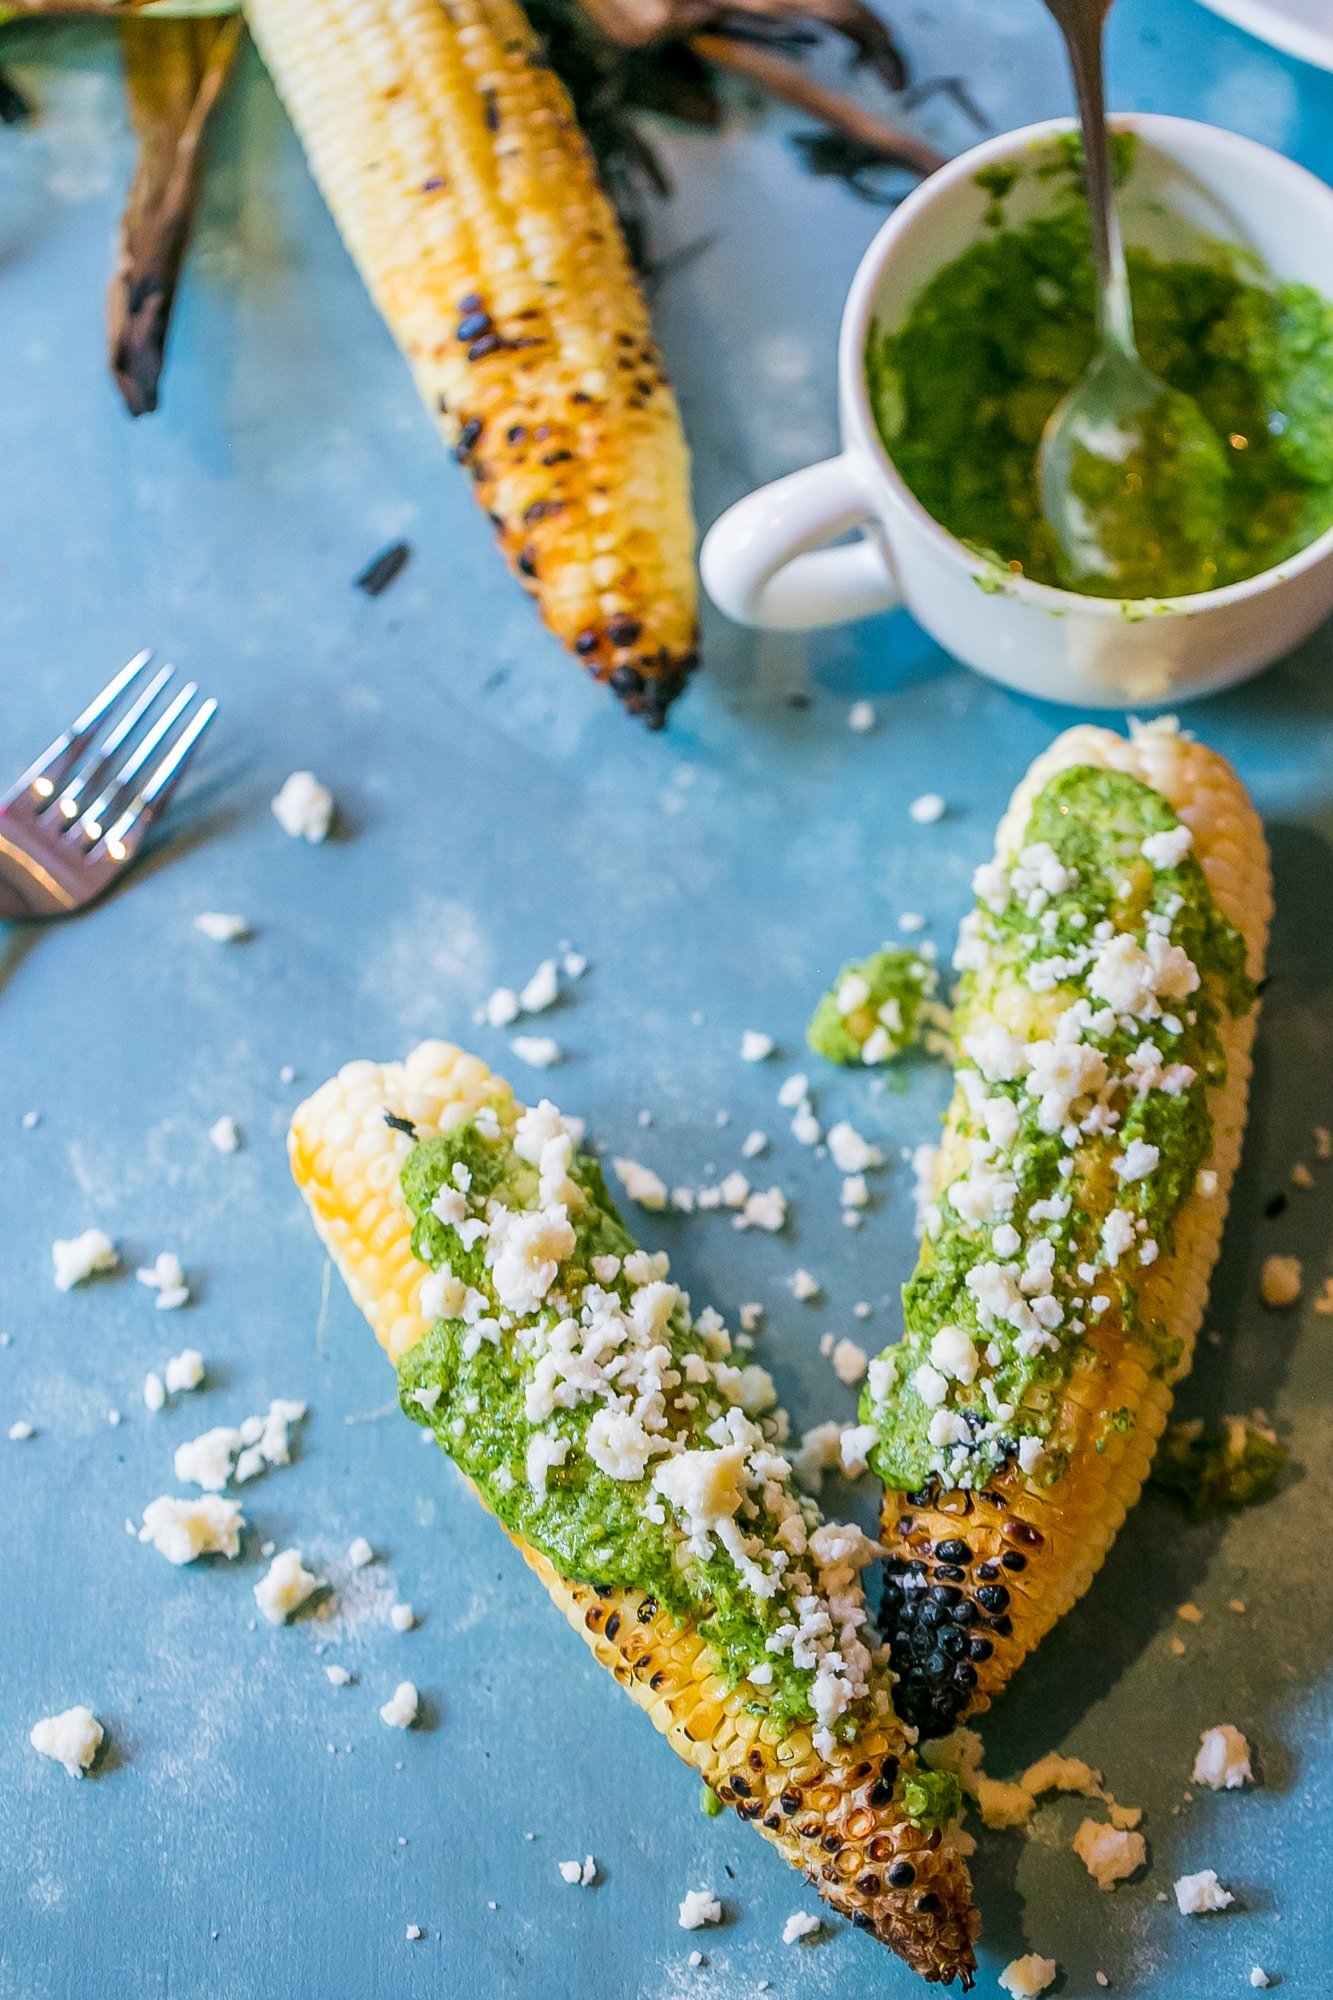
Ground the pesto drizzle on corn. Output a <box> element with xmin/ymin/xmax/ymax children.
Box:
<box><xmin>396</xmin><ymin>1103</ymin><xmax>887</xmax><ymax>1746</ymax></box>
<box><xmin>863</xmin><ymin>765</ymin><xmax>1253</xmax><ymax>1493</ymax></box>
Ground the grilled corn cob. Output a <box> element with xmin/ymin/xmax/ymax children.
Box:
<box><xmin>244</xmin><ymin>0</ymin><xmax>698</xmax><ymax>726</ymax></box>
<box><xmin>863</xmin><ymin>719</ymin><xmax>1269</xmax><ymax>1739</ymax></box>
<box><xmin>290</xmin><ymin>1041</ymin><xmax>979</xmax><ymax>1986</ymax></box>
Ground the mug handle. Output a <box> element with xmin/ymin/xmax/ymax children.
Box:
<box><xmin>700</xmin><ymin>452</ymin><xmax>901</xmax><ymax>631</ymax></box>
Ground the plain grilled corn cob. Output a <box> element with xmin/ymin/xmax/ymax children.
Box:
<box><xmin>290</xmin><ymin>1041</ymin><xmax>979</xmax><ymax>1987</ymax></box>
<box><xmin>244</xmin><ymin>0</ymin><xmax>698</xmax><ymax>726</ymax></box>
<box><xmin>864</xmin><ymin>720</ymin><xmax>1270</xmax><ymax>1739</ymax></box>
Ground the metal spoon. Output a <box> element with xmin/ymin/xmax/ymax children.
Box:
<box><xmin>1037</xmin><ymin>0</ymin><xmax>1229</xmax><ymax>598</ymax></box>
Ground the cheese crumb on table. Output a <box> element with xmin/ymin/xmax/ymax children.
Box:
<box><xmin>143</xmin><ymin>1371</ymin><xmax>166</xmax><ymax>1413</ymax></box>
<box><xmin>1192</xmin><ymin>1725</ymin><xmax>1253</xmax><ymax>1790</ymax></box>
<box><xmin>379</xmin><ymin>1681</ymin><xmax>419</xmax><ymax>1729</ymax></box>
<box><xmin>1173</xmin><ymin>1869</ymin><xmax>1234</xmax><ymax>1914</ymax></box>
<box><xmin>389</xmin><ymin>1602</ymin><xmax>416</xmax><ymax>1632</ymax></box>
<box><xmin>789</xmin><ymin>1268</ymin><xmax>821</xmax><ymax>1303</ymax></box>
<box><xmin>405</xmin><ymin>1924</ymin><xmax>424</xmax><ymax>1941</ymax></box>
<box><xmin>271</xmin><ymin>770</ymin><xmax>334</xmax><ymax>843</ymax></box>
<box><xmin>847</xmin><ymin>699</ymin><xmax>876</xmax><ymax>733</ymax></box>
<box><xmin>175</xmin><ymin>1426</ymin><xmax>246</xmax><ymax>1492</ymax></box>
<box><xmin>254</xmin><ymin>1548</ymin><xmax>321</xmax><ymax>1625</ymax></box>
<box><xmin>8</xmin><ymin>1419</ymin><xmax>35</xmax><ymax>1441</ymax></box>
<box><xmin>734</xmin><ymin>1188</ymin><xmax>787</xmax><ymax>1233</ymax></box>
<box><xmin>741</xmin><ymin>1130</ymin><xmax>767</xmax><ymax>1158</ymax></box>
<box><xmin>518</xmin><ymin>959</ymin><xmax>559</xmax><ymax>1014</ymax></box>
<box><xmin>163</xmin><ymin>1348</ymin><xmax>205</xmax><ymax>1393</ymax></box>
<box><xmin>830</xmin><ymin>1338</ymin><xmax>868</xmax><ymax>1386</ymax></box>
<box><xmin>347</xmin><ymin>1536</ymin><xmax>375</xmax><ymax>1568</ymax></box>
<box><xmin>139</xmin><ymin>1494</ymin><xmax>244</xmax><ymax>1563</ymax></box>
<box><xmin>136</xmin><ymin>1253</ymin><xmax>190</xmax><ymax>1311</ymax></box>
<box><xmin>485</xmin><ymin>986</ymin><xmax>520</xmax><ymax>1028</ymax></box>
<box><xmin>208</xmin><ymin>1115</ymin><xmax>242</xmax><ymax>1154</ymax></box>
<box><xmin>740</xmin><ymin>1030</ymin><xmax>775</xmax><ymax>1062</ymax></box>
<box><xmin>908</xmin><ymin>792</ymin><xmax>946</xmax><ymax>824</ymax></box>
<box><xmin>194</xmin><ymin>912</ymin><xmax>250</xmax><ymax>943</ymax></box>
<box><xmin>510</xmin><ymin>1036</ymin><xmax>562</xmax><ymax>1069</ymax></box>
<box><xmin>776</xmin><ymin>1072</ymin><xmax>809</xmax><ymax>1109</ymax></box>
<box><xmin>29</xmin><ymin>1706</ymin><xmax>103</xmax><ymax>1778</ymax></box>
<box><xmin>1073</xmin><ymin>1819</ymin><xmax>1147</xmax><ymax>1889</ymax></box>
<box><xmin>1260</xmin><ymin>1255</ymin><xmax>1302</xmax><ymax>1308</ymax></box>
<box><xmin>998</xmin><ymin>1953</ymin><xmax>1057</xmax><ymax>1998</ymax></box>
<box><xmin>678</xmin><ymin>1888</ymin><xmax>721</xmax><ymax>1929</ymax></box>
<box><xmin>52</xmin><ymin>1228</ymin><xmax>118</xmax><ymax>1291</ymax></box>
<box><xmin>612</xmin><ymin>1158</ymin><xmax>667</xmax><ymax>1211</ymax></box>
<box><xmin>1250</xmin><ymin>1969</ymin><xmax>1271</xmax><ymax>1988</ymax></box>
<box><xmin>826</xmin><ymin>1121</ymin><xmax>883</xmax><ymax>1174</ymax></box>
<box><xmin>781</xmin><ymin>1911</ymin><xmax>821</xmax><ymax>1945</ymax></box>
<box><xmin>324</xmin><ymin>1665</ymin><xmax>353</xmax><ymax>1687</ymax></box>
<box><xmin>559</xmin><ymin>1856</ymin><xmax>597</xmax><ymax>1886</ymax></box>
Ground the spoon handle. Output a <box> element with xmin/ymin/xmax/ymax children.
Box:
<box><xmin>1043</xmin><ymin>0</ymin><xmax>1134</xmax><ymax>352</ymax></box>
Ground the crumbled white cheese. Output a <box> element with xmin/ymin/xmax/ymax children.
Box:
<box><xmin>1114</xmin><ymin>1138</ymin><xmax>1160</xmax><ymax>1183</ymax></box>
<box><xmin>830</xmin><ymin>1339</ymin><xmax>868</xmax><ymax>1386</ymax></box>
<box><xmin>1073</xmin><ymin>1819</ymin><xmax>1146</xmax><ymax>1890</ymax></box>
<box><xmin>791</xmin><ymin>1106</ymin><xmax>821</xmax><ymax>1146</ymax></box>
<box><xmin>781</xmin><ymin>1911</ymin><xmax>822</xmax><ymax>1945</ymax></box>
<box><xmin>740</xmin><ymin>1030</ymin><xmax>775</xmax><ymax>1062</ymax></box>
<box><xmin>776</xmin><ymin>1072</ymin><xmax>809</xmax><ymax>1109</ymax></box>
<box><xmin>678</xmin><ymin>1888</ymin><xmax>722</xmax><ymax>1930</ymax></box>
<box><xmin>653</xmin><ymin>1447</ymin><xmax>746</xmax><ymax>1530</ymax></box>
<box><xmin>1192</xmin><ymin>1725</ymin><xmax>1253</xmax><ymax>1791</ymax></box>
<box><xmin>175</xmin><ymin>1426</ymin><xmax>245</xmax><ymax>1492</ymax></box>
<box><xmin>139</xmin><ymin>1493</ymin><xmax>243</xmax><ymax>1564</ymax></box>
<box><xmin>1142</xmin><ymin>824</ymin><xmax>1193</xmax><ymax>868</ymax></box>
<box><xmin>790</xmin><ymin>1422</ymin><xmax>844</xmax><ymax>1492</ymax></box>
<box><xmin>254</xmin><ymin>1548</ymin><xmax>320</xmax><ymax>1625</ymax></box>
<box><xmin>612</xmin><ymin>1158</ymin><xmax>667</xmax><ymax>1211</ymax></box>
<box><xmin>325</xmin><ymin>1664</ymin><xmax>353</xmax><ymax>1687</ymax></box>
<box><xmin>21</xmin><ymin>1110</ymin><xmax>39</xmax><ymax>1129</ymax></box>
<box><xmin>1250</xmin><ymin>1969</ymin><xmax>1272</xmax><ymax>1988</ymax></box>
<box><xmin>271</xmin><ymin>770</ymin><xmax>334</xmax><ymax>843</ymax></box>
<box><xmin>510</xmin><ymin>1036</ymin><xmax>563</xmax><ymax>1069</ymax></box>
<box><xmin>840</xmin><ymin>1424</ymin><xmax>877</xmax><ymax>1477</ymax></box>
<box><xmin>909</xmin><ymin>792</ymin><xmax>946</xmax><ymax>824</ymax></box>
<box><xmin>8</xmin><ymin>1419</ymin><xmax>35</xmax><ymax>1442</ymax></box>
<box><xmin>485</xmin><ymin>986</ymin><xmax>520</xmax><ymax>1027</ymax></box>
<box><xmin>405</xmin><ymin>1924</ymin><xmax>424</xmax><ymax>1941</ymax></box>
<box><xmin>562</xmin><ymin>951</ymin><xmax>588</xmax><ymax>979</ymax></box>
<box><xmin>739</xmin><ymin>1302</ymin><xmax>764</xmax><ymax>1332</ymax></box>
<box><xmin>389</xmin><ymin>1603</ymin><xmax>416</xmax><ymax>1633</ymax></box>
<box><xmin>898</xmin><ymin>911</ymin><xmax>926</xmax><ymax>933</ymax></box>
<box><xmin>847</xmin><ymin>699</ymin><xmax>876</xmax><ymax>733</ymax></box>
<box><xmin>52</xmin><ymin>1228</ymin><xmax>118</xmax><ymax>1292</ymax></box>
<box><xmin>30</xmin><ymin>1706</ymin><xmax>103</xmax><ymax>1778</ymax></box>
<box><xmin>142</xmin><ymin>1371</ymin><xmax>166</xmax><ymax>1413</ymax></box>
<box><xmin>826</xmin><ymin>1121</ymin><xmax>882</xmax><ymax>1174</ymax></box>
<box><xmin>208</xmin><ymin>1115</ymin><xmax>241</xmax><ymax>1154</ymax></box>
<box><xmin>163</xmin><ymin>1347</ymin><xmax>204</xmax><ymax>1392</ymax></box>
<box><xmin>837</xmin><ymin>972</ymin><xmax>871</xmax><ymax>1015</ymax></box>
<box><xmin>741</xmin><ymin>1130</ymin><xmax>767</xmax><ymax>1159</ymax></box>
<box><xmin>348</xmin><ymin>1536</ymin><xmax>375</xmax><ymax>1569</ymax></box>
<box><xmin>136</xmin><ymin>1252</ymin><xmax>190</xmax><ymax>1311</ymax></box>
<box><xmin>519</xmin><ymin>959</ymin><xmax>560</xmax><ymax>1014</ymax></box>
<box><xmin>379</xmin><ymin>1680</ymin><xmax>419</xmax><ymax>1729</ymax></box>
<box><xmin>841</xmin><ymin>1173</ymin><xmax>869</xmax><ymax>1210</ymax></box>
<box><xmin>1173</xmin><ymin>1869</ymin><xmax>1234</xmax><ymax>1914</ymax></box>
<box><xmin>789</xmin><ymin>1268</ymin><xmax>821</xmax><ymax>1303</ymax></box>
<box><xmin>1260</xmin><ymin>1255</ymin><xmax>1301</xmax><ymax>1308</ymax></box>
<box><xmin>194</xmin><ymin>911</ymin><xmax>250</xmax><ymax>942</ymax></box>
<box><xmin>999</xmin><ymin>1954</ymin><xmax>1057</xmax><ymax>1998</ymax></box>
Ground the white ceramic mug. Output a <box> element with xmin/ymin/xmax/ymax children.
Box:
<box><xmin>701</xmin><ymin>114</ymin><xmax>1333</xmax><ymax>707</ymax></box>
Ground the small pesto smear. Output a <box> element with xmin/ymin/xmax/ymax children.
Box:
<box><xmin>395</xmin><ymin>1103</ymin><xmax>886</xmax><ymax>1747</ymax></box>
<box><xmin>808</xmin><ymin>946</ymin><xmax>947</xmax><ymax>1066</ymax></box>
<box><xmin>867</xmin><ymin>169</ymin><xmax>1333</xmax><ymax>596</ymax></box>
<box><xmin>1152</xmin><ymin>1415</ymin><xmax>1286</xmax><ymax>1522</ymax></box>
<box><xmin>863</xmin><ymin>759</ymin><xmax>1254</xmax><ymax>1493</ymax></box>
<box><xmin>900</xmin><ymin>1767</ymin><xmax>963</xmax><ymax>1830</ymax></box>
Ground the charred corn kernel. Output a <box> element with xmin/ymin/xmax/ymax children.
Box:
<box><xmin>864</xmin><ymin>720</ymin><xmax>1270</xmax><ymax>1739</ymax></box>
<box><xmin>291</xmin><ymin>1042</ymin><xmax>979</xmax><ymax>1987</ymax></box>
<box><xmin>244</xmin><ymin>0</ymin><xmax>698</xmax><ymax>727</ymax></box>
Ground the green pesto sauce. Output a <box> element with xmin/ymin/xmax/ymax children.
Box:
<box><xmin>867</xmin><ymin>182</ymin><xmax>1333</xmax><ymax>597</ymax></box>
<box><xmin>900</xmin><ymin>1768</ymin><xmax>964</xmax><ymax>1830</ymax></box>
<box><xmin>807</xmin><ymin>946</ymin><xmax>942</xmax><ymax>1065</ymax></box>
<box><xmin>396</xmin><ymin>1126</ymin><xmax>846</xmax><ymax>1735</ymax></box>
<box><xmin>1152</xmin><ymin>1416</ymin><xmax>1286</xmax><ymax>1521</ymax></box>
<box><xmin>864</xmin><ymin>765</ymin><xmax>1254</xmax><ymax>1493</ymax></box>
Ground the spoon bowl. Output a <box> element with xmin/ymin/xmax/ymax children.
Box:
<box><xmin>1039</xmin><ymin>342</ymin><xmax>1231</xmax><ymax>598</ymax></box>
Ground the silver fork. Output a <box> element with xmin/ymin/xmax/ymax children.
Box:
<box><xmin>0</xmin><ymin>651</ymin><xmax>218</xmax><ymax>919</ymax></box>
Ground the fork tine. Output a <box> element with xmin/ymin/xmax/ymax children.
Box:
<box><xmin>72</xmin><ymin>680</ymin><xmax>195</xmax><ymax>844</ymax></box>
<box><xmin>101</xmin><ymin>695</ymin><xmax>217</xmax><ymax>862</ymax></box>
<box><xmin>2</xmin><ymin>650</ymin><xmax>153</xmax><ymax>805</ymax></box>
<box><xmin>52</xmin><ymin>665</ymin><xmax>174</xmax><ymax>822</ymax></box>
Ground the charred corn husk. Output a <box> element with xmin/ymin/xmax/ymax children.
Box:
<box><xmin>244</xmin><ymin>0</ymin><xmax>698</xmax><ymax>726</ymax></box>
<box><xmin>291</xmin><ymin>1041</ymin><xmax>979</xmax><ymax>1986</ymax></box>
<box><xmin>864</xmin><ymin>720</ymin><xmax>1269</xmax><ymax>1739</ymax></box>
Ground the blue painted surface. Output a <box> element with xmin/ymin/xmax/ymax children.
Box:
<box><xmin>0</xmin><ymin>5</ymin><xmax>1330</xmax><ymax>1995</ymax></box>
